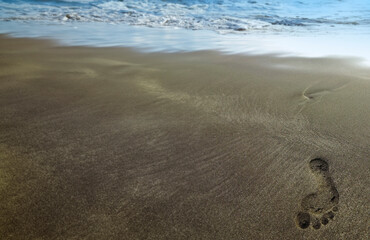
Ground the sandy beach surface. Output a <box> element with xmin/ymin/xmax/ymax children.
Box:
<box><xmin>0</xmin><ymin>35</ymin><xmax>369</xmax><ymax>239</ymax></box>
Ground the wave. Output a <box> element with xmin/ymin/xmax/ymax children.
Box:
<box><xmin>0</xmin><ymin>0</ymin><xmax>369</xmax><ymax>34</ymax></box>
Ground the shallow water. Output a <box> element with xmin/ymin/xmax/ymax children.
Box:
<box><xmin>0</xmin><ymin>0</ymin><xmax>370</xmax><ymax>63</ymax></box>
<box><xmin>1</xmin><ymin>0</ymin><xmax>369</xmax><ymax>33</ymax></box>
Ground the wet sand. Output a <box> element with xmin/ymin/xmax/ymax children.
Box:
<box><xmin>0</xmin><ymin>35</ymin><xmax>369</xmax><ymax>239</ymax></box>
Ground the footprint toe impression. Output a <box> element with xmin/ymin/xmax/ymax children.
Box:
<box><xmin>296</xmin><ymin>158</ymin><xmax>339</xmax><ymax>230</ymax></box>
<box><xmin>297</xmin><ymin>212</ymin><xmax>311</xmax><ymax>229</ymax></box>
<box><xmin>312</xmin><ymin>217</ymin><xmax>321</xmax><ymax>229</ymax></box>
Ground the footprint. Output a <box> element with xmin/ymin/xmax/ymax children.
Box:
<box><xmin>296</xmin><ymin>158</ymin><xmax>339</xmax><ymax>230</ymax></box>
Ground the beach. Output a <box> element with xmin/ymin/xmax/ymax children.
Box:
<box><xmin>0</xmin><ymin>35</ymin><xmax>369</xmax><ymax>239</ymax></box>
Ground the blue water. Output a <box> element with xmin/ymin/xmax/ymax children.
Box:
<box><xmin>1</xmin><ymin>0</ymin><xmax>369</xmax><ymax>33</ymax></box>
<box><xmin>0</xmin><ymin>0</ymin><xmax>370</xmax><ymax>62</ymax></box>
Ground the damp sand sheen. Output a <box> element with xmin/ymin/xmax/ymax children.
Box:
<box><xmin>0</xmin><ymin>36</ymin><xmax>369</xmax><ymax>239</ymax></box>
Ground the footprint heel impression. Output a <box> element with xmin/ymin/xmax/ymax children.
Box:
<box><xmin>296</xmin><ymin>158</ymin><xmax>339</xmax><ymax>230</ymax></box>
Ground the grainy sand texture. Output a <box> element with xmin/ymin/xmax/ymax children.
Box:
<box><xmin>0</xmin><ymin>36</ymin><xmax>369</xmax><ymax>239</ymax></box>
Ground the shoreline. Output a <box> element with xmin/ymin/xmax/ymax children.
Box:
<box><xmin>1</xmin><ymin>21</ymin><xmax>370</xmax><ymax>66</ymax></box>
<box><xmin>0</xmin><ymin>35</ymin><xmax>369</xmax><ymax>239</ymax></box>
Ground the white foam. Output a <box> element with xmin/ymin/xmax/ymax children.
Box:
<box><xmin>1</xmin><ymin>21</ymin><xmax>369</xmax><ymax>67</ymax></box>
<box><xmin>1</xmin><ymin>0</ymin><xmax>369</xmax><ymax>34</ymax></box>
<box><xmin>0</xmin><ymin>0</ymin><xmax>369</xmax><ymax>66</ymax></box>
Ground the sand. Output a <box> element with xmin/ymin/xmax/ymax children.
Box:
<box><xmin>0</xmin><ymin>35</ymin><xmax>369</xmax><ymax>239</ymax></box>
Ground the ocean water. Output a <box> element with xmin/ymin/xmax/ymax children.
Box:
<box><xmin>1</xmin><ymin>0</ymin><xmax>369</xmax><ymax>33</ymax></box>
<box><xmin>0</xmin><ymin>0</ymin><xmax>370</xmax><ymax>62</ymax></box>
